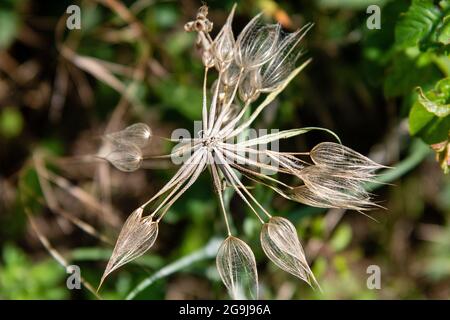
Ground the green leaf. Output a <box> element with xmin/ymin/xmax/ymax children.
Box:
<box><xmin>410</xmin><ymin>78</ymin><xmax>450</xmax><ymax>143</ymax></box>
<box><xmin>395</xmin><ymin>0</ymin><xmax>443</xmax><ymax>50</ymax></box>
<box><xmin>384</xmin><ymin>51</ymin><xmax>441</xmax><ymax>98</ymax></box>
<box><xmin>437</xmin><ymin>15</ymin><xmax>450</xmax><ymax>45</ymax></box>
<box><xmin>409</xmin><ymin>85</ymin><xmax>450</xmax><ymax>144</ymax></box>
<box><xmin>416</xmin><ymin>79</ymin><xmax>450</xmax><ymax>117</ymax></box>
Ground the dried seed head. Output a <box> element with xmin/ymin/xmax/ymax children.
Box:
<box><xmin>221</xmin><ymin>62</ymin><xmax>241</xmax><ymax>86</ymax></box>
<box><xmin>289</xmin><ymin>185</ymin><xmax>336</xmax><ymax>208</ymax></box>
<box><xmin>310</xmin><ymin>142</ymin><xmax>383</xmax><ymax>174</ymax></box>
<box><xmin>260</xmin><ymin>216</ymin><xmax>318</xmax><ymax>287</ymax></box>
<box><xmin>213</xmin><ymin>4</ymin><xmax>236</xmax><ymax>70</ymax></box>
<box><xmin>196</xmin><ymin>5</ymin><xmax>213</xmax><ymax>31</ymax></box>
<box><xmin>202</xmin><ymin>48</ymin><xmax>216</xmax><ymax>68</ymax></box>
<box><xmin>258</xmin><ymin>24</ymin><xmax>312</xmax><ymax>92</ymax></box>
<box><xmin>216</xmin><ymin>236</ymin><xmax>259</xmax><ymax>300</ymax></box>
<box><xmin>97</xmin><ymin>4</ymin><xmax>386</xmax><ymax>298</ymax></box>
<box><xmin>100</xmin><ymin>208</ymin><xmax>158</xmax><ymax>288</ymax></box>
<box><xmin>238</xmin><ymin>69</ymin><xmax>261</xmax><ymax>103</ymax></box>
<box><xmin>107</xmin><ymin>123</ymin><xmax>152</xmax><ymax>148</ymax></box>
<box><xmin>185</xmin><ymin>5</ymin><xmax>214</xmax><ymax>67</ymax></box>
<box><xmin>100</xmin><ymin>139</ymin><xmax>143</xmax><ymax>172</ymax></box>
<box><xmin>294</xmin><ymin>165</ymin><xmax>375</xmax><ymax>210</ymax></box>
<box><xmin>235</xmin><ymin>16</ymin><xmax>280</xmax><ymax>70</ymax></box>
<box><xmin>184</xmin><ymin>5</ymin><xmax>213</xmax><ymax>33</ymax></box>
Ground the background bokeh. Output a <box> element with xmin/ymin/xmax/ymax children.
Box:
<box><xmin>0</xmin><ymin>0</ymin><xmax>449</xmax><ymax>299</ymax></box>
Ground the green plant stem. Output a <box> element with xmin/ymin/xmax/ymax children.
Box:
<box><xmin>366</xmin><ymin>139</ymin><xmax>432</xmax><ymax>191</ymax></box>
<box><xmin>125</xmin><ymin>237</ymin><xmax>222</xmax><ymax>300</ymax></box>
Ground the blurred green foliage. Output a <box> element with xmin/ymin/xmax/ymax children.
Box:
<box><xmin>0</xmin><ymin>244</ymin><xmax>67</xmax><ymax>299</ymax></box>
<box><xmin>0</xmin><ymin>107</ymin><xmax>24</xmax><ymax>138</ymax></box>
<box><xmin>0</xmin><ymin>0</ymin><xmax>20</xmax><ymax>49</ymax></box>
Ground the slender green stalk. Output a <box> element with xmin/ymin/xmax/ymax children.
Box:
<box><xmin>126</xmin><ymin>238</ymin><xmax>222</xmax><ymax>300</ymax></box>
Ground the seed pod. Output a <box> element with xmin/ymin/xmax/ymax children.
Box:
<box><xmin>100</xmin><ymin>208</ymin><xmax>158</xmax><ymax>288</ymax></box>
<box><xmin>261</xmin><ymin>216</ymin><xmax>319</xmax><ymax>288</ymax></box>
<box><xmin>102</xmin><ymin>140</ymin><xmax>143</xmax><ymax>172</ymax></box>
<box><xmin>310</xmin><ymin>142</ymin><xmax>383</xmax><ymax>173</ymax></box>
<box><xmin>235</xmin><ymin>17</ymin><xmax>281</xmax><ymax>70</ymax></box>
<box><xmin>259</xmin><ymin>23</ymin><xmax>313</xmax><ymax>92</ymax></box>
<box><xmin>296</xmin><ymin>165</ymin><xmax>374</xmax><ymax>210</ymax></box>
<box><xmin>216</xmin><ymin>236</ymin><xmax>258</xmax><ymax>300</ymax></box>
<box><xmin>108</xmin><ymin>123</ymin><xmax>152</xmax><ymax>148</ymax></box>
<box><xmin>202</xmin><ymin>48</ymin><xmax>216</xmax><ymax>68</ymax></box>
<box><xmin>213</xmin><ymin>4</ymin><xmax>236</xmax><ymax>70</ymax></box>
<box><xmin>222</xmin><ymin>62</ymin><xmax>241</xmax><ymax>87</ymax></box>
<box><xmin>238</xmin><ymin>70</ymin><xmax>261</xmax><ymax>103</ymax></box>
